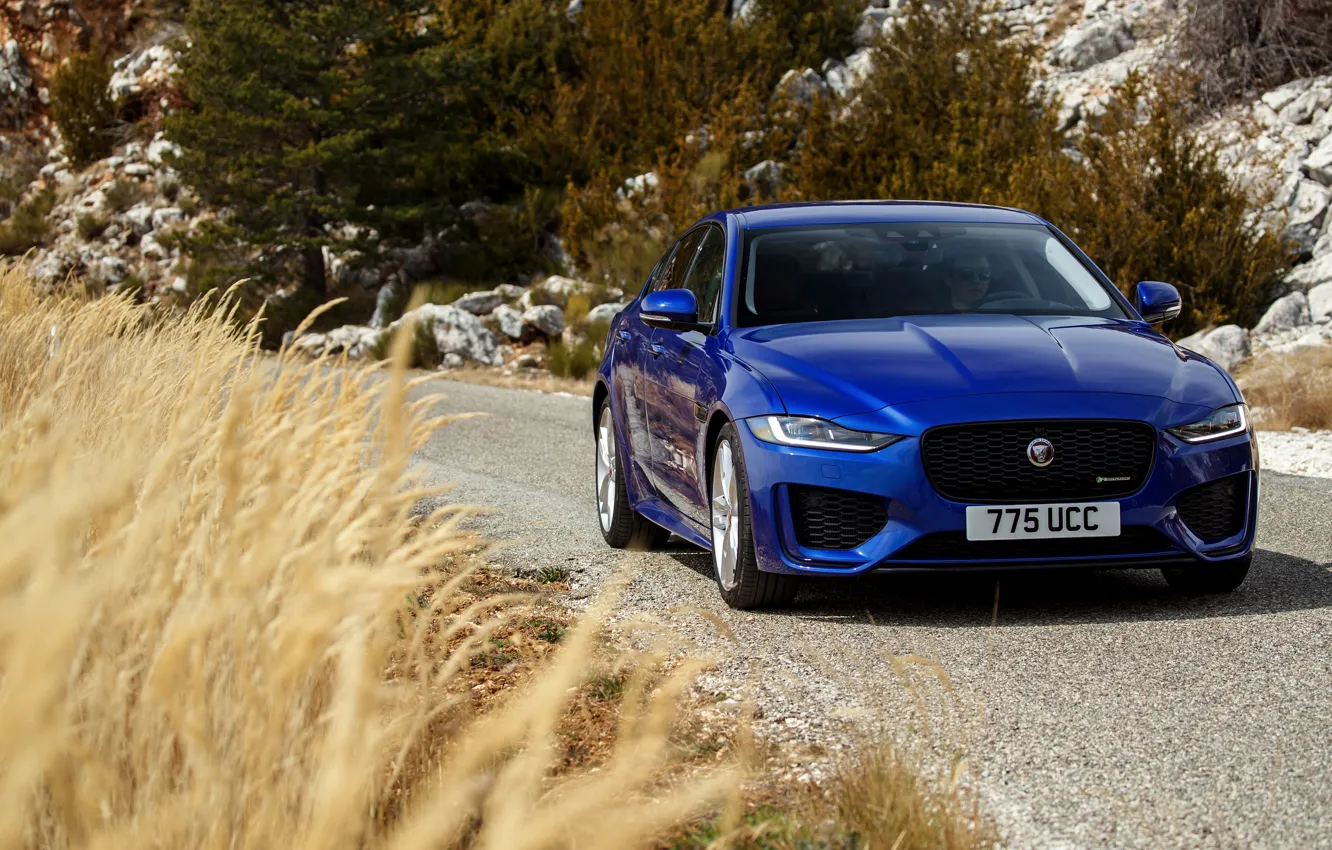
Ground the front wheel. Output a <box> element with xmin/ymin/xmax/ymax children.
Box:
<box><xmin>596</xmin><ymin>400</ymin><xmax>669</xmax><ymax>550</ymax></box>
<box><xmin>1161</xmin><ymin>555</ymin><xmax>1251</xmax><ymax>594</ymax></box>
<box><xmin>710</xmin><ymin>424</ymin><xmax>798</xmax><ymax>609</ymax></box>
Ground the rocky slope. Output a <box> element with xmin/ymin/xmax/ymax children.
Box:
<box><xmin>2</xmin><ymin>0</ymin><xmax>1332</xmax><ymax>374</ymax></box>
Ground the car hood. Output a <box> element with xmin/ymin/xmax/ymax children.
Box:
<box><xmin>728</xmin><ymin>315</ymin><xmax>1239</xmax><ymax>421</ymax></box>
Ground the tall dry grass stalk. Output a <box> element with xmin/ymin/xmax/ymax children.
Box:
<box><xmin>0</xmin><ymin>268</ymin><xmax>735</xmax><ymax>849</ymax></box>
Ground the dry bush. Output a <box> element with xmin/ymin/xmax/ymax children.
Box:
<box><xmin>1235</xmin><ymin>344</ymin><xmax>1332</xmax><ymax>430</ymax></box>
<box><xmin>1175</xmin><ymin>0</ymin><xmax>1332</xmax><ymax>106</ymax></box>
<box><xmin>0</xmin><ymin>267</ymin><xmax>735</xmax><ymax>849</ymax></box>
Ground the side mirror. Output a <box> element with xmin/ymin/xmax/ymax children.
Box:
<box><xmin>1134</xmin><ymin>281</ymin><xmax>1182</xmax><ymax>325</ymax></box>
<box><xmin>641</xmin><ymin>289</ymin><xmax>699</xmax><ymax>328</ymax></box>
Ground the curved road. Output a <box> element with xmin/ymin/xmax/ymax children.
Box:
<box><xmin>414</xmin><ymin>378</ymin><xmax>1332</xmax><ymax>849</ymax></box>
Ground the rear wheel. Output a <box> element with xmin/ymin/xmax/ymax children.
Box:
<box><xmin>1161</xmin><ymin>554</ymin><xmax>1251</xmax><ymax>594</ymax></box>
<box><xmin>710</xmin><ymin>423</ymin><xmax>798</xmax><ymax>609</ymax></box>
<box><xmin>596</xmin><ymin>400</ymin><xmax>669</xmax><ymax>550</ymax></box>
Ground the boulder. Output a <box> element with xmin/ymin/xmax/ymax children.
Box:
<box><xmin>1304</xmin><ymin>135</ymin><xmax>1332</xmax><ymax>186</ymax></box>
<box><xmin>491</xmin><ymin>303</ymin><xmax>525</xmax><ymax>340</ymax></box>
<box><xmin>95</xmin><ymin>255</ymin><xmax>128</xmax><ymax>285</ymax></box>
<box><xmin>521</xmin><ymin>304</ymin><xmax>565</xmax><ymax>338</ymax></box>
<box><xmin>147</xmin><ymin>138</ymin><xmax>181</xmax><ymax>166</ymax></box>
<box><xmin>492</xmin><ymin>283</ymin><xmax>525</xmax><ymax>301</ymax></box>
<box><xmin>151</xmin><ymin>207</ymin><xmax>184</xmax><ymax>231</ymax></box>
<box><xmin>31</xmin><ymin>249</ymin><xmax>77</xmax><ymax>285</ymax></box>
<box><xmin>774</xmin><ymin>68</ymin><xmax>827</xmax><ymax>105</ymax></box>
<box><xmin>585</xmin><ymin>301</ymin><xmax>626</xmax><ymax>326</ymax></box>
<box><xmin>1050</xmin><ymin>14</ymin><xmax>1134</xmax><ymax>71</ymax></box>
<box><xmin>744</xmin><ymin>159</ymin><xmax>784</xmax><ymax>196</ymax></box>
<box><xmin>1289</xmin><ymin>179</ymin><xmax>1331</xmax><ymax>229</ymax></box>
<box><xmin>1253</xmin><ymin>291</ymin><xmax>1312</xmax><ymax>335</ymax></box>
<box><xmin>388</xmin><ymin>304</ymin><xmax>503</xmax><ymax>367</ymax></box>
<box><xmin>1303</xmin><ymin>281</ymin><xmax>1332</xmax><ymax>324</ymax></box>
<box><xmin>0</xmin><ymin>40</ymin><xmax>33</xmax><ymax>129</ymax></box>
<box><xmin>452</xmin><ymin>289</ymin><xmax>503</xmax><ymax>315</ymax></box>
<box><xmin>1178</xmin><ymin>325</ymin><xmax>1250</xmax><ymax>371</ymax></box>
<box><xmin>1285</xmin><ymin>252</ymin><xmax>1332</xmax><ymax>292</ymax></box>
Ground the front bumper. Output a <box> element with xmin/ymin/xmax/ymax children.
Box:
<box><xmin>737</xmin><ymin>415</ymin><xmax>1258</xmax><ymax>577</ymax></box>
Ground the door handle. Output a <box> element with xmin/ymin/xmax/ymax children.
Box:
<box><xmin>617</xmin><ymin>330</ymin><xmax>631</xmax><ymax>342</ymax></box>
<box><xmin>649</xmin><ymin>344</ymin><xmax>665</xmax><ymax>358</ymax></box>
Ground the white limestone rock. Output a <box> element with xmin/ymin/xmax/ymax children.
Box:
<box><xmin>451</xmin><ymin>289</ymin><xmax>503</xmax><ymax>315</ymax></box>
<box><xmin>585</xmin><ymin>301</ymin><xmax>627</xmax><ymax>326</ymax></box>
<box><xmin>388</xmin><ymin>304</ymin><xmax>503</xmax><ymax>367</ymax></box>
<box><xmin>1308</xmin><ymin>281</ymin><xmax>1332</xmax><ymax>323</ymax></box>
<box><xmin>1177</xmin><ymin>324</ymin><xmax>1250</xmax><ymax>371</ymax></box>
<box><xmin>491</xmin><ymin>303</ymin><xmax>525</xmax><ymax>340</ymax></box>
<box><xmin>0</xmin><ymin>40</ymin><xmax>33</xmax><ymax>129</ymax></box>
<box><xmin>521</xmin><ymin>304</ymin><xmax>566</xmax><ymax>338</ymax></box>
<box><xmin>1050</xmin><ymin>14</ymin><xmax>1134</xmax><ymax>71</ymax></box>
<box><xmin>1253</xmin><ymin>291</ymin><xmax>1312</xmax><ymax>335</ymax></box>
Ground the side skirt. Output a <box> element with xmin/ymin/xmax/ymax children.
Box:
<box><xmin>634</xmin><ymin>497</ymin><xmax>712</xmax><ymax>550</ymax></box>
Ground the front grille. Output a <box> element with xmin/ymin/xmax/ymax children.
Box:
<box><xmin>891</xmin><ymin>527</ymin><xmax>1181</xmax><ymax>562</ymax></box>
<box><xmin>1177</xmin><ymin>475</ymin><xmax>1247</xmax><ymax>542</ymax></box>
<box><xmin>789</xmin><ymin>486</ymin><xmax>887</xmax><ymax>550</ymax></box>
<box><xmin>921</xmin><ymin>420</ymin><xmax>1155</xmax><ymax>502</ymax></box>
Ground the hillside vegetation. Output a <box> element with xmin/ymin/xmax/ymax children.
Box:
<box><xmin>1</xmin><ymin>0</ymin><xmax>1314</xmax><ymax>343</ymax></box>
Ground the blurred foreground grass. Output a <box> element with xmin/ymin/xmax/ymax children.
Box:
<box><xmin>0</xmin><ymin>267</ymin><xmax>996</xmax><ymax>849</ymax></box>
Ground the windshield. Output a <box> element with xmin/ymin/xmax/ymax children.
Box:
<box><xmin>736</xmin><ymin>222</ymin><xmax>1128</xmax><ymax>327</ymax></box>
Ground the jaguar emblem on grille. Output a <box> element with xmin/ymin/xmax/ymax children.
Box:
<box><xmin>1026</xmin><ymin>437</ymin><xmax>1054</xmax><ymax>468</ymax></box>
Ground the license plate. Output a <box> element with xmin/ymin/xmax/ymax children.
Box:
<box><xmin>965</xmin><ymin>502</ymin><xmax>1120</xmax><ymax>541</ymax></box>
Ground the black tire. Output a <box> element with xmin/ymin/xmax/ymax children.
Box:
<box><xmin>1161</xmin><ymin>554</ymin><xmax>1251</xmax><ymax>594</ymax></box>
<box><xmin>711</xmin><ymin>423</ymin><xmax>799</xmax><ymax>610</ymax></box>
<box><xmin>596</xmin><ymin>399</ymin><xmax>670</xmax><ymax>550</ymax></box>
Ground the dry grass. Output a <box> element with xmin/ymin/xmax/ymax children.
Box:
<box><xmin>665</xmin><ymin>740</ymin><xmax>998</xmax><ymax>850</ymax></box>
<box><xmin>1235</xmin><ymin>344</ymin><xmax>1332</xmax><ymax>430</ymax></box>
<box><xmin>0</xmin><ymin>266</ymin><xmax>736</xmax><ymax>849</ymax></box>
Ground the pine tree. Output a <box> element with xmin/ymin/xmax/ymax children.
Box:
<box><xmin>166</xmin><ymin>0</ymin><xmax>477</xmax><ymax>295</ymax></box>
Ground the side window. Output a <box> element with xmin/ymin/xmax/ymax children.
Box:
<box><xmin>654</xmin><ymin>229</ymin><xmax>706</xmax><ymax>293</ymax></box>
<box><xmin>641</xmin><ymin>245</ymin><xmax>674</xmax><ymax>297</ymax></box>
<box><xmin>681</xmin><ymin>226</ymin><xmax>726</xmax><ymax>324</ymax></box>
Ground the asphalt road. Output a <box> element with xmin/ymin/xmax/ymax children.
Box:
<box><xmin>413</xmin><ymin>378</ymin><xmax>1332</xmax><ymax>850</ymax></box>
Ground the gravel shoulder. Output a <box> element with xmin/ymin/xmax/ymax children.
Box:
<box><xmin>412</xmin><ymin>378</ymin><xmax>1332</xmax><ymax>850</ymax></box>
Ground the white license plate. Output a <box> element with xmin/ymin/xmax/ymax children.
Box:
<box><xmin>965</xmin><ymin>502</ymin><xmax>1120</xmax><ymax>541</ymax></box>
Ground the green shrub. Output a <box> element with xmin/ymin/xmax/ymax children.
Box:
<box><xmin>547</xmin><ymin>336</ymin><xmax>600</xmax><ymax>380</ymax></box>
<box><xmin>50</xmin><ymin>54</ymin><xmax>119</xmax><ymax>167</ymax></box>
<box><xmin>792</xmin><ymin>0</ymin><xmax>1059</xmax><ymax>207</ymax></box>
<box><xmin>747</xmin><ymin>0</ymin><xmax>862</xmax><ymax>74</ymax></box>
<box><xmin>77</xmin><ymin>213</ymin><xmax>108</xmax><ymax>240</ymax></box>
<box><xmin>0</xmin><ymin>191</ymin><xmax>55</xmax><ymax>256</ymax></box>
<box><xmin>1054</xmin><ymin>73</ymin><xmax>1293</xmax><ymax>336</ymax></box>
<box><xmin>103</xmin><ymin>179</ymin><xmax>143</xmax><ymax>213</ymax></box>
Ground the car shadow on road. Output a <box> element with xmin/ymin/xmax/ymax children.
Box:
<box><xmin>665</xmin><ymin>547</ymin><xmax>1332</xmax><ymax>627</ymax></box>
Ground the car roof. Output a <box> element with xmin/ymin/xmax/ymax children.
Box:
<box><xmin>707</xmin><ymin>200</ymin><xmax>1047</xmax><ymax>230</ymax></box>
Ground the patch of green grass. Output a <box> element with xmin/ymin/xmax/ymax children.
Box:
<box><xmin>586</xmin><ymin>673</ymin><xmax>626</xmax><ymax>702</ymax></box>
<box><xmin>527</xmin><ymin>617</ymin><xmax>565</xmax><ymax>643</ymax></box>
<box><xmin>535</xmin><ymin>565</ymin><xmax>570</xmax><ymax>584</ymax></box>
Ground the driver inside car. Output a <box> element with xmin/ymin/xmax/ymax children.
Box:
<box><xmin>944</xmin><ymin>250</ymin><xmax>993</xmax><ymax>311</ymax></box>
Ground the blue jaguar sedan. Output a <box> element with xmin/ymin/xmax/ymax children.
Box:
<box><xmin>592</xmin><ymin>202</ymin><xmax>1259</xmax><ymax>609</ymax></box>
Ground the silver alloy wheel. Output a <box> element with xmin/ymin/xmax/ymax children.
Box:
<box><xmin>596</xmin><ymin>406</ymin><xmax>617</xmax><ymax>533</ymax></box>
<box><xmin>711</xmin><ymin>439</ymin><xmax>740</xmax><ymax>591</ymax></box>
